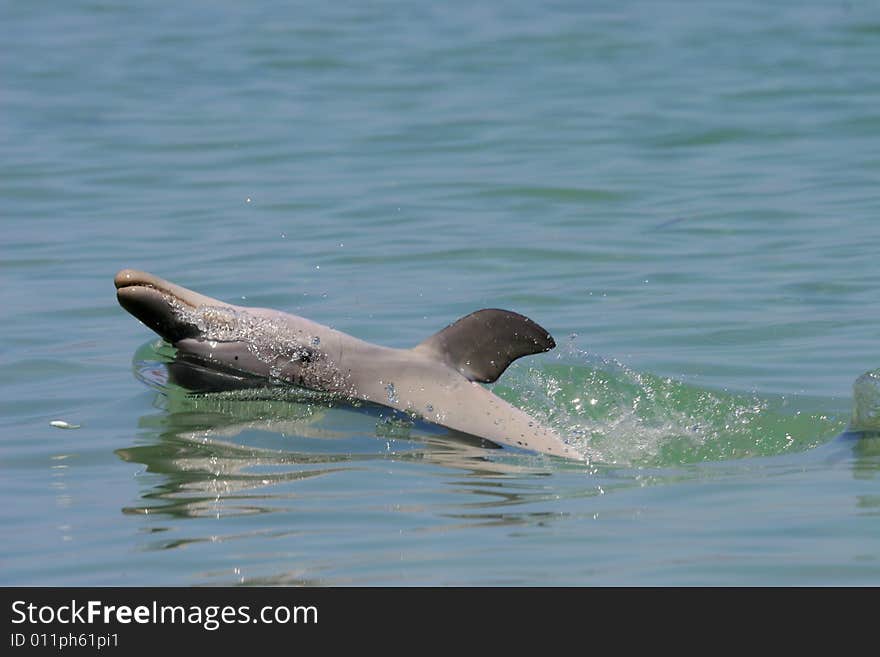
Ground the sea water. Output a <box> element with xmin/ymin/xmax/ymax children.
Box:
<box><xmin>2</xmin><ymin>0</ymin><xmax>879</xmax><ymax>585</ymax></box>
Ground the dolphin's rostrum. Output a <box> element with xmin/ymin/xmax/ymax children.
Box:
<box><xmin>115</xmin><ymin>269</ymin><xmax>582</xmax><ymax>460</ymax></box>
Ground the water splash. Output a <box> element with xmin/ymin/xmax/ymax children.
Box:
<box><xmin>494</xmin><ymin>348</ymin><xmax>847</xmax><ymax>467</ymax></box>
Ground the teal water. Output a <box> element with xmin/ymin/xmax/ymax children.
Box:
<box><xmin>2</xmin><ymin>0</ymin><xmax>880</xmax><ymax>585</ymax></box>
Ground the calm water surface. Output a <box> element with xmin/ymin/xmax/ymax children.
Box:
<box><xmin>2</xmin><ymin>0</ymin><xmax>880</xmax><ymax>585</ymax></box>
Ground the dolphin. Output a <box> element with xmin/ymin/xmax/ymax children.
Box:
<box><xmin>114</xmin><ymin>269</ymin><xmax>582</xmax><ymax>460</ymax></box>
<box><xmin>836</xmin><ymin>369</ymin><xmax>880</xmax><ymax>441</ymax></box>
<box><xmin>851</xmin><ymin>369</ymin><xmax>880</xmax><ymax>433</ymax></box>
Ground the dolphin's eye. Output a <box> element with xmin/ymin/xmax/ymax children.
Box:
<box><xmin>293</xmin><ymin>348</ymin><xmax>312</xmax><ymax>364</ymax></box>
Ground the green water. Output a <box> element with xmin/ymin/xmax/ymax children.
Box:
<box><xmin>2</xmin><ymin>0</ymin><xmax>880</xmax><ymax>585</ymax></box>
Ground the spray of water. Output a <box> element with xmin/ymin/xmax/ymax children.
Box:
<box><xmin>493</xmin><ymin>342</ymin><xmax>847</xmax><ymax>467</ymax></box>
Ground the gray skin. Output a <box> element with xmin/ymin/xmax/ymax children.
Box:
<box><xmin>115</xmin><ymin>269</ymin><xmax>582</xmax><ymax>460</ymax></box>
<box><xmin>851</xmin><ymin>369</ymin><xmax>880</xmax><ymax>433</ymax></box>
<box><xmin>837</xmin><ymin>369</ymin><xmax>880</xmax><ymax>440</ymax></box>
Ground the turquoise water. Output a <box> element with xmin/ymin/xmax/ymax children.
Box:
<box><xmin>3</xmin><ymin>0</ymin><xmax>880</xmax><ymax>585</ymax></box>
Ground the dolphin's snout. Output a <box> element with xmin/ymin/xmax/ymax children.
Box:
<box><xmin>114</xmin><ymin>269</ymin><xmax>177</xmax><ymax>293</ymax></box>
<box><xmin>114</xmin><ymin>269</ymin><xmax>205</xmax><ymax>344</ymax></box>
<box><xmin>114</xmin><ymin>268</ymin><xmax>143</xmax><ymax>289</ymax></box>
<box><xmin>114</xmin><ymin>269</ymin><xmax>225</xmax><ymax>308</ymax></box>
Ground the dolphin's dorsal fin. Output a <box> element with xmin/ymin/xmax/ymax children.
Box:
<box><xmin>415</xmin><ymin>309</ymin><xmax>556</xmax><ymax>383</ymax></box>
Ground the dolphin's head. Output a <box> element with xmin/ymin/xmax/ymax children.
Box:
<box><xmin>115</xmin><ymin>269</ymin><xmax>330</xmax><ymax>389</ymax></box>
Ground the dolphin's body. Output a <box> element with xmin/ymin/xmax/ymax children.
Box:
<box><xmin>851</xmin><ymin>369</ymin><xmax>880</xmax><ymax>434</ymax></box>
<box><xmin>834</xmin><ymin>369</ymin><xmax>880</xmax><ymax>443</ymax></box>
<box><xmin>115</xmin><ymin>269</ymin><xmax>581</xmax><ymax>460</ymax></box>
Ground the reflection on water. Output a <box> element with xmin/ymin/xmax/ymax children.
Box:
<box><xmin>118</xmin><ymin>402</ymin><xmax>550</xmax><ymax>513</ymax></box>
<box><xmin>119</xmin><ymin>386</ymin><xmax>880</xmax><ymax>514</ymax></box>
<box><xmin>118</xmin><ymin>355</ymin><xmax>590</xmax><ymax>533</ymax></box>
<box><xmin>115</xmin><ymin>392</ymin><xmax>604</xmax><ymax>572</ymax></box>
<box><xmin>114</xmin><ymin>347</ymin><xmax>880</xmax><ymax>584</ymax></box>
<box><xmin>851</xmin><ymin>433</ymin><xmax>880</xmax><ymax>483</ymax></box>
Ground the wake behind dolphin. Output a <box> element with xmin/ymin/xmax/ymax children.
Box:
<box><xmin>115</xmin><ymin>269</ymin><xmax>582</xmax><ymax>460</ymax></box>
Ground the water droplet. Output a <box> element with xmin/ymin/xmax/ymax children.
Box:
<box><xmin>312</xmin><ymin>336</ymin><xmax>321</xmax><ymax>346</ymax></box>
<box><xmin>385</xmin><ymin>383</ymin><xmax>398</xmax><ymax>404</ymax></box>
<box><xmin>246</xmin><ymin>197</ymin><xmax>252</xmax><ymax>204</ymax></box>
<box><xmin>426</xmin><ymin>404</ymin><xmax>434</xmax><ymax>413</ymax></box>
<box><xmin>315</xmin><ymin>265</ymin><xmax>320</xmax><ymax>270</ymax></box>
